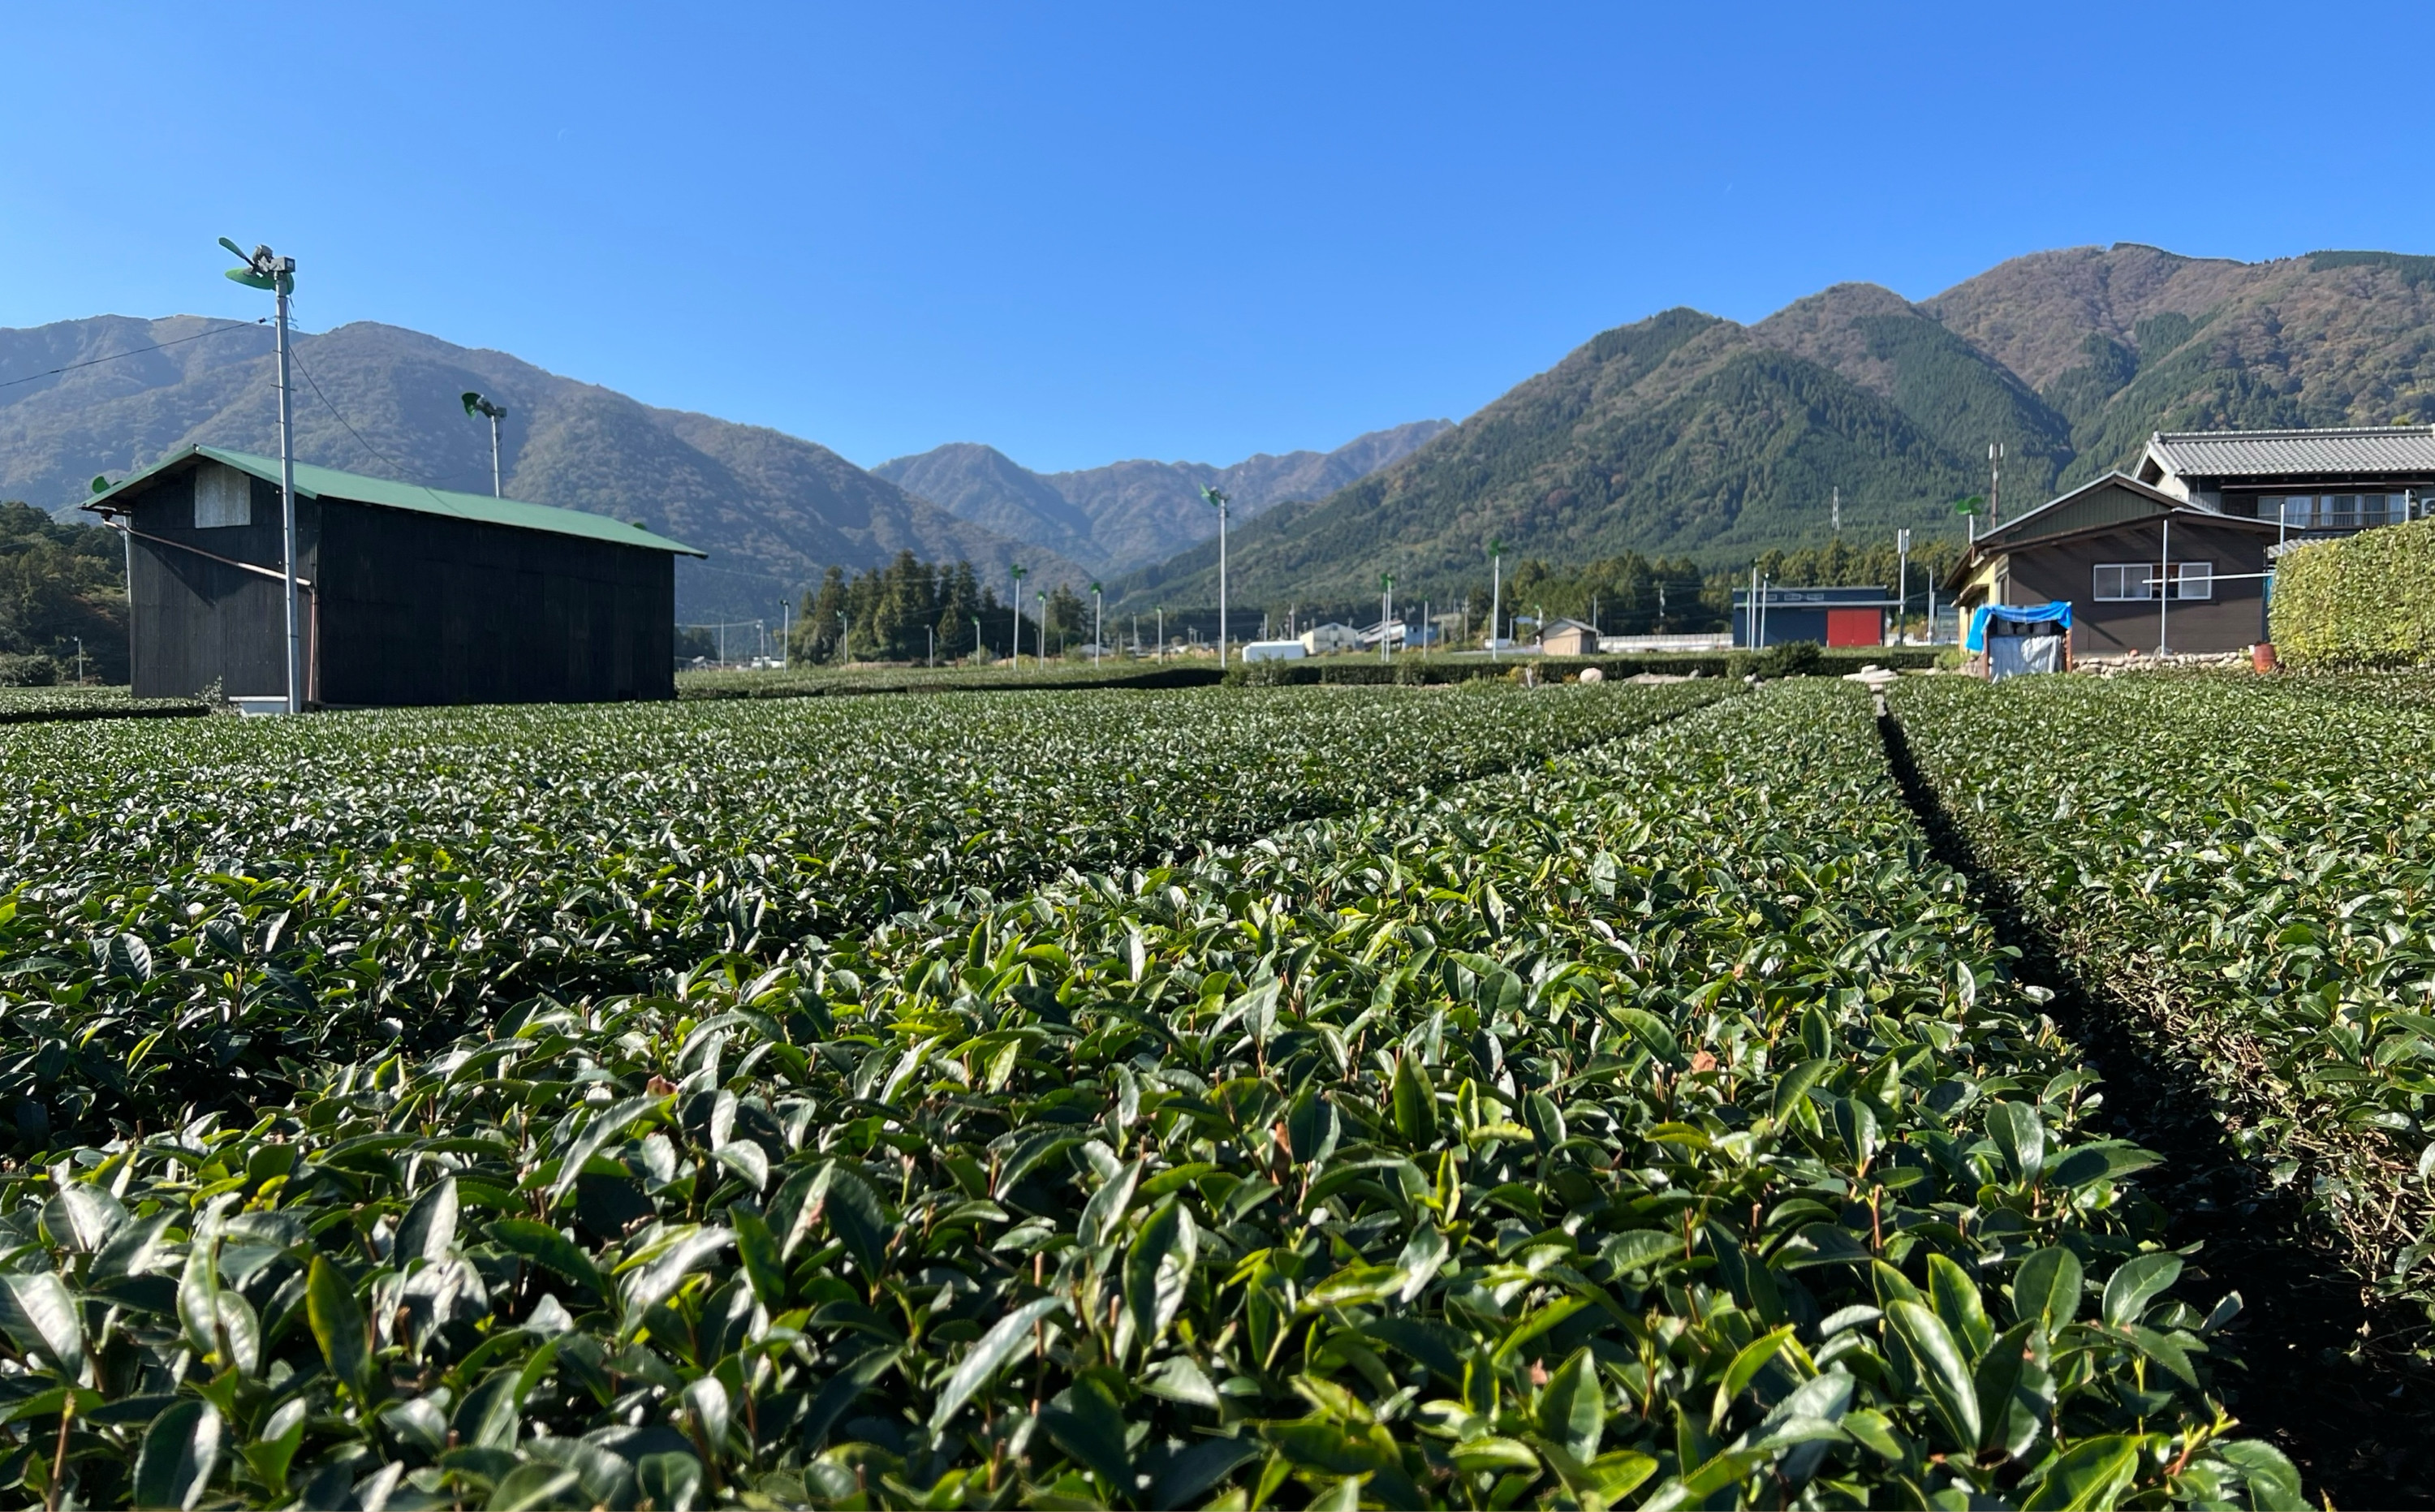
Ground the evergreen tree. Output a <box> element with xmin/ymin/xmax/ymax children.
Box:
<box><xmin>937</xmin><ymin>562</ymin><xmax>982</xmax><ymax>659</ymax></box>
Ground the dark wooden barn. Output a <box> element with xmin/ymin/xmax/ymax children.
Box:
<box><xmin>84</xmin><ymin>446</ymin><xmax>703</xmax><ymax>706</ymax></box>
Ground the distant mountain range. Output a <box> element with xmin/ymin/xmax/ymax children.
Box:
<box><xmin>1109</xmin><ymin>244</ymin><xmax>2435</xmax><ymax>610</ymax></box>
<box><xmin>873</xmin><ymin>420</ymin><xmax>1451</xmax><ymax>575</ymax></box>
<box><xmin>0</xmin><ymin>314</ymin><xmax>1439</xmax><ymax>622</ymax></box>
<box><xmin>13</xmin><ymin>243</ymin><xmax>2434</xmax><ymax>628</ymax></box>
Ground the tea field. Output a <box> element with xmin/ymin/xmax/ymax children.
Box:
<box><xmin>1892</xmin><ymin>675</ymin><xmax>2435</xmax><ymax>1329</ymax></box>
<box><xmin>0</xmin><ymin>677</ymin><xmax>2334</xmax><ymax>1508</ymax></box>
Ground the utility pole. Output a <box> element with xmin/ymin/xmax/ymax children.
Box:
<box><xmin>779</xmin><ymin>599</ymin><xmax>791</xmax><ymax>667</ymax></box>
<box><xmin>222</xmin><ymin>238</ymin><xmax>303</xmax><ymax>713</ymax></box>
<box><xmin>1157</xmin><ymin>607</ymin><xmax>1165</xmax><ymax>662</ymax></box>
<box><xmin>972</xmin><ymin>616</ymin><xmax>981</xmax><ymax>663</ymax></box>
<box><xmin>1488</xmin><ymin>539</ymin><xmax>1503</xmax><ymax>661</ymax></box>
<box><xmin>461</xmin><ymin>392</ymin><xmax>507</xmax><ymax>497</ymax></box>
<box><xmin>1831</xmin><ymin>487</ymin><xmax>1840</xmax><ymax>536</ymax></box>
<box><xmin>927</xmin><ymin>624</ymin><xmax>934</xmax><ymax>668</ymax></box>
<box><xmin>1090</xmin><ymin>582</ymin><xmax>1102</xmax><ymax>666</ymax></box>
<box><xmin>1988</xmin><ymin>442</ymin><xmax>2005</xmax><ymax>528</ymax></box>
<box><xmin>1380</xmin><ymin>575</ymin><xmax>1394</xmax><ymax>664</ymax></box>
<box><xmin>1200</xmin><ymin>486</ymin><xmax>1230</xmax><ymax>667</ymax></box>
<box><xmin>837</xmin><ymin>610</ymin><xmax>848</xmax><ymax>664</ymax></box>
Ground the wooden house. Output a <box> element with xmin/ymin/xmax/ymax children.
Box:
<box><xmin>1944</xmin><ymin>473</ymin><xmax>2277</xmax><ymax>658</ymax></box>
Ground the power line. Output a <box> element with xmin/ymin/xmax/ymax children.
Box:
<box><xmin>286</xmin><ymin>338</ymin><xmax>436</xmax><ymax>488</ymax></box>
<box><xmin>0</xmin><ymin>319</ymin><xmax>267</xmax><ymax>391</ymax></box>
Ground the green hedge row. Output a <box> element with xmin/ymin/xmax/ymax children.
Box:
<box><xmin>2271</xmin><ymin>519</ymin><xmax>2435</xmax><ymax>668</ymax></box>
<box><xmin>1224</xmin><ymin>646</ymin><xmax>1940</xmax><ymax>687</ymax></box>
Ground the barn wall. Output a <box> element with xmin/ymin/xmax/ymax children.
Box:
<box><xmin>317</xmin><ymin>502</ymin><xmax>674</xmax><ymax>705</ymax></box>
<box><xmin>124</xmin><ymin>472</ymin><xmax>319</xmax><ymax>700</ymax></box>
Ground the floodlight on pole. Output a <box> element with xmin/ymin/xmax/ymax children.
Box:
<box><xmin>1488</xmin><ymin>539</ymin><xmax>1503</xmax><ymax>661</ymax></box>
<box><xmin>221</xmin><ymin>237</ymin><xmax>303</xmax><ymax>713</ymax></box>
<box><xmin>460</xmin><ymin>391</ymin><xmax>507</xmax><ymax>497</ymax></box>
<box><xmin>1200</xmin><ymin>486</ymin><xmax>1230</xmax><ymax>666</ymax></box>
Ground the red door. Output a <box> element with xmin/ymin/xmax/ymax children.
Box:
<box><xmin>1825</xmin><ymin>608</ymin><xmax>1881</xmax><ymax>647</ymax></box>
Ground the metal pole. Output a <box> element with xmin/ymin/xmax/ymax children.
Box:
<box><xmin>1489</xmin><ymin>547</ymin><xmax>1502</xmax><ymax>661</ymax></box>
<box><xmin>275</xmin><ymin>273</ymin><xmax>301</xmax><ymax>713</ymax></box>
<box><xmin>928</xmin><ymin>625</ymin><xmax>934</xmax><ymax>668</ymax></box>
<box><xmin>838</xmin><ymin>610</ymin><xmax>848</xmax><ymax>664</ymax></box>
<box><xmin>780</xmin><ymin>601</ymin><xmax>790</xmax><ymax>667</ymax></box>
<box><xmin>2157</xmin><ymin>515</ymin><xmax>2170</xmax><ymax>657</ymax></box>
<box><xmin>1011</xmin><ymin>568</ymin><xmax>1024</xmax><ymax>669</ymax></box>
<box><xmin>489</xmin><ymin>411</ymin><xmax>502</xmax><ymax>498</ymax></box>
<box><xmin>1218</xmin><ymin>499</ymin><xmax>1228</xmax><ymax>668</ymax></box>
<box><xmin>1093</xmin><ymin>586</ymin><xmax>1101</xmax><ymax>666</ymax></box>
<box><xmin>1380</xmin><ymin>577</ymin><xmax>1391</xmax><ymax>664</ymax></box>
<box><xmin>1896</xmin><ymin>528</ymin><xmax>1911</xmax><ymax>644</ymax></box>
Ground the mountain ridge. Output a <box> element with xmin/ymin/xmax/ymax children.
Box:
<box><xmin>0</xmin><ymin>316</ymin><xmax>1088</xmax><ymax>622</ymax></box>
<box><xmin>873</xmin><ymin>419</ymin><xmax>1452</xmax><ymax>574</ymax></box>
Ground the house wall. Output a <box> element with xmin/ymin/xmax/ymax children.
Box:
<box><xmin>317</xmin><ymin>502</ymin><xmax>674</xmax><ymax>704</ymax></box>
<box><xmin>1996</xmin><ymin>519</ymin><xmax>2269</xmax><ymax>656</ymax></box>
<box><xmin>124</xmin><ymin>471</ymin><xmax>321</xmax><ymax>700</ymax></box>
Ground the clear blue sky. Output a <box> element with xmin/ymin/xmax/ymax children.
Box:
<box><xmin>8</xmin><ymin>2</ymin><xmax>2432</xmax><ymax>473</ymax></box>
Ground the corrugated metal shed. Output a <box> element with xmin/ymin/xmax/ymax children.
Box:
<box><xmin>88</xmin><ymin>445</ymin><xmax>704</xmax><ymax>557</ymax></box>
<box><xmin>2146</xmin><ymin>426</ymin><xmax>2435</xmax><ymax>480</ymax></box>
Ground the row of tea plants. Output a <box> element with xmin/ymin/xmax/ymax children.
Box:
<box><xmin>1891</xmin><ymin>675</ymin><xmax>2435</xmax><ymax>1332</ymax></box>
<box><xmin>0</xmin><ymin>683</ymin><xmax>1717</xmax><ymax>1147</ymax></box>
<box><xmin>0</xmin><ymin>684</ymin><xmax>2298</xmax><ymax>1508</ymax></box>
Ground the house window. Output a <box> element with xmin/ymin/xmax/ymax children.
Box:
<box><xmin>2095</xmin><ymin>562</ymin><xmax>2214</xmax><ymax>600</ymax></box>
<box><xmin>193</xmin><ymin>463</ymin><xmax>252</xmax><ymax>528</ymax></box>
<box><xmin>2093</xmin><ymin>563</ymin><xmax>2151</xmax><ymax>601</ymax></box>
<box><xmin>2260</xmin><ymin>493</ymin><xmax>2405</xmax><ymax>529</ymax></box>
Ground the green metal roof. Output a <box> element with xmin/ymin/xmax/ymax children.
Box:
<box><xmin>83</xmin><ymin>445</ymin><xmax>705</xmax><ymax>557</ymax></box>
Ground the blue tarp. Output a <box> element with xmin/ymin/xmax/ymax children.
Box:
<box><xmin>1965</xmin><ymin>601</ymin><xmax>2071</xmax><ymax>653</ymax></box>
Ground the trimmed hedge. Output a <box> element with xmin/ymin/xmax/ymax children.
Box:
<box><xmin>2272</xmin><ymin>519</ymin><xmax>2435</xmax><ymax>668</ymax></box>
<box><xmin>679</xmin><ymin>664</ymin><xmax>1223</xmax><ymax>700</ymax></box>
<box><xmin>1224</xmin><ymin>646</ymin><xmax>1938</xmax><ymax>687</ymax></box>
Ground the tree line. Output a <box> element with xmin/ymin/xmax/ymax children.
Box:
<box><xmin>786</xmin><ymin>551</ymin><xmax>1097</xmax><ymax>665</ymax></box>
<box><xmin>0</xmin><ymin>501</ymin><xmax>127</xmax><ymax>683</ymax></box>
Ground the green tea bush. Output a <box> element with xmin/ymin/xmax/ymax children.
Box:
<box><xmin>1893</xmin><ymin>674</ymin><xmax>2435</xmax><ymax>1324</ymax></box>
<box><xmin>0</xmin><ymin>684</ymin><xmax>1717</xmax><ymax>1146</ymax></box>
<box><xmin>0</xmin><ymin>686</ymin><xmax>2294</xmax><ymax>1509</ymax></box>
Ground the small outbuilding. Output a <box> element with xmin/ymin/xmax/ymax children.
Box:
<box><xmin>1299</xmin><ymin>622</ymin><xmax>1361</xmax><ymax>655</ymax></box>
<box><xmin>85</xmin><ymin>445</ymin><xmax>704</xmax><ymax>706</ymax></box>
<box><xmin>1539</xmin><ymin>618</ymin><xmax>1601</xmax><ymax>656</ymax></box>
<box><xmin>1730</xmin><ymin>585</ymin><xmax>1893</xmax><ymax>648</ymax></box>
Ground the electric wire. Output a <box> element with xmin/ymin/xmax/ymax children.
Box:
<box><xmin>0</xmin><ymin>319</ymin><xmax>268</xmax><ymax>390</ymax></box>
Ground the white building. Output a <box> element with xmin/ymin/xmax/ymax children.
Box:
<box><xmin>1241</xmin><ymin>640</ymin><xmax>1307</xmax><ymax>663</ymax></box>
<box><xmin>1299</xmin><ymin>622</ymin><xmax>1361</xmax><ymax>654</ymax></box>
